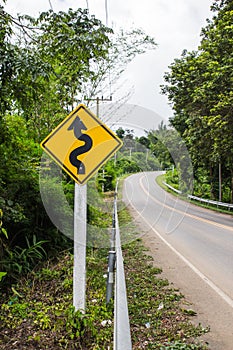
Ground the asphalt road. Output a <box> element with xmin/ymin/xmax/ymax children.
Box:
<box><xmin>123</xmin><ymin>171</ymin><xmax>233</xmax><ymax>349</ymax></box>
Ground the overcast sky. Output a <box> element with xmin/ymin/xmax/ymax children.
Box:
<box><xmin>4</xmin><ymin>0</ymin><xmax>213</xmax><ymax>122</ymax></box>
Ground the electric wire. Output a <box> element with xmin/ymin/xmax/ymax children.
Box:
<box><xmin>105</xmin><ymin>0</ymin><xmax>112</xmax><ymax>100</ymax></box>
<box><xmin>48</xmin><ymin>0</ymin><xmax>53</xmax><ymax>11</ymax></box>
<box><xmin>105</xmin><ymin>0</ymin><xmax>108</xmax><ymax>26</ymax></box>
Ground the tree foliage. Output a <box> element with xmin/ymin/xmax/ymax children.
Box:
<box><xmin>161</xmin><ymin>0</ymin><xmax>233</xmax><ymax>202</ymax></box>
<box><xmin>0</xmin><ymin>5</ymin><xmax>157</xmax><ymax>284</ymax></box>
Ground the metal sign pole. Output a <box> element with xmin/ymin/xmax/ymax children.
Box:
<box><xmin>40</xmin><ymin>103</ymin><xmax>122</xmax><ymax>313</ymax></box>
<box><xmin>73</xmin><ymin>182</ymin><xmax>87</xmax><ymax>312</ymax></box>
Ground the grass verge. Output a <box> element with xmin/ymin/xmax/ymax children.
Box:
<box><xmin>157</xmin><ymin>174</ymin><xmax>232</xmax><ymax>215</ymax></box>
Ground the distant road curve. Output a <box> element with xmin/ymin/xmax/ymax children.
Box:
<box><xmin>123</xmin><ymin>171</ymin><xmax>233</xmax><ymax>350</ymax></box>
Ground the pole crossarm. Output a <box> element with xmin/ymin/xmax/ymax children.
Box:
<box><xmin>85</xmin><ymin>96</ymin><xmax>112</xmax><ymax>117</ymax></box>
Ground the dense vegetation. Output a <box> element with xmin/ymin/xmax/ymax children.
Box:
<box><xmin>161</xmin><ymin>0</ymin><xmax>233</xmax><ymax>203</ymax></box>
<box><xmin>0</xmin><ymin>3</ymin><xmax>156</xmax><ymax>283</ymax></box>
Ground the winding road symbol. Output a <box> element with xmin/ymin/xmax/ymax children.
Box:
<box><xmin>40</xmin><ymin>104</ymin><xmax>122</xmax><ymax>185</ymax></box>
<box><xmin>68</xmin><ymin>117</ymin><xmax>93</xmax><ymax>174</ymax></box>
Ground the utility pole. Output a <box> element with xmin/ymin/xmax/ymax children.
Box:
<box><xmin>85</xmin><ymin>96</ymin><xmax>116</xmax><ymax>304</ymax></box>
<box><xmin>85</xmin><ymin>96</ymin><xmax>112</xmax><ymax>117</ymax></box>
<box><xmin>85</xmin><ymin>96</ymin><xmax>113</xmax><ymax>194</ymax></box>
<box><xmin>219</xmin><ymin>160</ymin><xmax>222</xmax><ymax>202</ymax></box>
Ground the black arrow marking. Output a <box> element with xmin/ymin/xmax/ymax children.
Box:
<box><xmin>68</xmin><ymin>116</ymin><xmax>93</xmax><ymax>174</ymax></box>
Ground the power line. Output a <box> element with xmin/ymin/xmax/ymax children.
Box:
<box><xmin>104</xmin><ymin>0</ymin><xmax>112</xmax><ymax>97</ymax></box>
<box><xmin>105</xmin><ymin>0</ymin><xmax>108</xmax><ymax>26</ymax></box>
<box><xmin>48</xmin><ymin>0</ymin><xmax>54</xmax><ymax>11</ymax></box>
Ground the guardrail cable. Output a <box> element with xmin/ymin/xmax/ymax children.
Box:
<box><xmin>163</xmin><ymin>181</ymin><xmax>233</xmax><ymax>210</ymax></box>
<box><xmin>106</xmin><ymin>180</ymin><xmax>132</xmax><ymax>349</ymax></box>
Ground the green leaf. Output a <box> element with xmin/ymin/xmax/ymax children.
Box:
<box><xmin>1</xmin><ymin>227</ymin><xmax>8</xmax><ymax>239</ymax></box>
<box><xmin>0</xmin><ymin>272</ymin><xmax>7</xmax><ymax>282</ymax></box>
<box><xmin>182</xmin><ymin>308</ymin><xmax>197</xmax><ymax>316</ymax></box>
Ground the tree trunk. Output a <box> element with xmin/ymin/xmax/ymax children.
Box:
<box><xmin>210</xmin><ymin>166</ymin><xmax>215</xmax><ymax>199</ymax></box>
<box><xmin>231</xmin><ymin>168</ymin><xmax>233</xmax><ymax>204</ymax></box>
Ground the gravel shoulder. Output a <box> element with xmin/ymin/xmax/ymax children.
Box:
<box><xmin>128</xmin><ymin>204</ymin><xmax>233</xmax><ymax>350</ymax></box>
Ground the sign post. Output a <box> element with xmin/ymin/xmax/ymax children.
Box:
<box><xmin>73</xmin><ymin>183</ymin><xmax>87</xmax><ymax>311</ymax></box>
<box><xmin>40</xmin><ymin>104</ymin><xmax>122</xmax><ymax>312</ymax></box>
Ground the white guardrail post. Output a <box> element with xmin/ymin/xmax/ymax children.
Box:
<box><xmin>113</xmin><ymin>200</ymin><xmax>132</xmax><ymax>350</ymax></box>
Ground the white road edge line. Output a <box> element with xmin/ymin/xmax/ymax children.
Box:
<box><xmin>140</xmin><ymin>175</ymin><xmax>233</xmax><ymax>233</ymax></box>
<box><xmin>126</xmin><ymin>175</ymin><xmax>233</xmax><ymax>309</ymax></box>
<box><xmin>137</xmin><ymin>208</ymin><xmax>233</xmax><ymax>309</ymax></box>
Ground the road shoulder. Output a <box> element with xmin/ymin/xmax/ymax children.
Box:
<box><xmin>129</xmin><ymin>204</ymin><xmax>233</xmax><ymax>350</ymax></box>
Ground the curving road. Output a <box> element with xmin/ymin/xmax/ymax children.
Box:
<box><xmin>123</xmin><ymin>171</ymin><xmax>233</xmax><ymax>349</ymax></box>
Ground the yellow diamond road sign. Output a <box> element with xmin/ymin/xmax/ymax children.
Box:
<box><xmin>40</xmin><ymin>104</ymin><xmax>123</xmax><ymax>185</ymax></box>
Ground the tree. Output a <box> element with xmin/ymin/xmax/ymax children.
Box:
<box><xmin>116</xmin><ymin>127</ymin><xmax>125</xmax><ymax>139</ymax></box>
<box><xmin>4</xmin><ymin>8</ymin><xmax>156</xmax><ymax>139</ymax></box>
<box><xmin>23</xmin><ymin>9</ymin><xmax>112</xmax><ymax>111</ymax></box>
<box><xmin>0</xmin><ymin>4</ymin><xmax>15</xmax><ymax>115</ymax></box>
<box><xmin>161</xmin><ymin>1</ymin><xmax>233</xmax><ymax>202</ymax></box>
